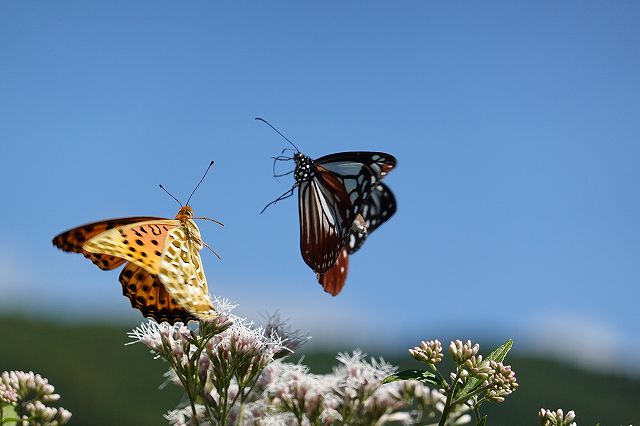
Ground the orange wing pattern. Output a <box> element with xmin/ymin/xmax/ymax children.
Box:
<box><xmin>119</xmin><ymin>263</ymin><xmax>196</xmax><ymax>324</ymax></box>
<box><xmin>82</xmin><ymin>220</ymin><xmax>178</xmax><ymax>272</ymax></box>
<box><xmin>52</xmin><ymin>217</ymin><xmax>163</xmax><ymax>270</ymax></box>
<box><xmin>53</xmin><ymin>212</ymin><xmax>216</xmax><ymax>324</ymax></box>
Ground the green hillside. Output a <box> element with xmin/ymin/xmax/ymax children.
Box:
<box><xmin>0</xmin><ymin>317</ymin><xmax>637</xmax><ymax>425</ymax></box>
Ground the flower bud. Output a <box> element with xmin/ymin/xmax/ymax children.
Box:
<box><xmin>449</xmin><ymin>340</ymin><xmax>480</xmax><ymax>364</ymax></box>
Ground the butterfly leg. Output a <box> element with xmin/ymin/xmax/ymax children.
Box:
<box><xmin>260</xmin><ymin>186</ymin><xmax>296</xmax><ymax>214</ymax></box>
<box><xmin>280</xmin><ymin>147</ymin><xmax>297</xmax><ymax>155</ymax></box>
<box><xmin>201</xmin><ymin>241</ymin><xmax>222</xmax><ymax>260</ymax></box>
<box><xmin>273</xmin><ymin>170</ymin><xmax>294</xmax><ymax>178</ymax></box>
<box><xmin>272</xmin><ymin>155</ymin><xmax>295</xmax><ymax>183</ymax></box>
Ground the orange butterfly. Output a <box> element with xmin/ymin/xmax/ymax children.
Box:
<box><xmin>53</xmin><ymin>162</ymin><xmax>222</xmax><ymax>324</ymax></box>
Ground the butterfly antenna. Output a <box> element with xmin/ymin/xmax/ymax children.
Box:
<box><xmin>187</xmin><ymin>160</ymin><xmax>215</xmax><ymax>205</ymax></box>
<box><xmin>159</xmin><ymin>184</ymin><xmax>182</xmax><ymax>207</ymax></box>
<box><xmin>193</xmin><ymin>216</ymin><xmax>225</xmax><ymax>227</ymax></box>
<box><xmin>255</xmin><ymin>117</ymin><xmax>300</xmax><ymax>152</ymax></box>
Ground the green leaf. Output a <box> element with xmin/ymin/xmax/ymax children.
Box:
<box><xmin>382</xmin><ymin>369</ymin><xmax>441</xmax><ymax>386</ymax></box>
<box><xmin>457</xmin><ymin>339</ymin><xmax>514</xmax><ymax>398</ymax></box>
<box><xmin>487</xmin><ymin>339</ymin><xmax>512</xmax><ymax>363</ymax></box>
<box><xmin>1</xmin><ymin>404</ymin><xmax>19</xmax><ymax>425</ymax></box>
<box><xmin>476</xmin><ymin>415</ymin><xmax>488</xmax><ymax>426</ymax></box>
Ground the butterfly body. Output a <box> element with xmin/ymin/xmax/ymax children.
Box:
<box><xmin>53</xmin><ymin>205</ymin><xmax>217</xmax><ymax>324</ymax></box>
<box><xmin>293</xmin><ymin>152</ymin><xmax>315</xmax><ymax>183</ymax></box>
<box><xmin>267</xmin><ymin>147</ymin><xmax>396</xmax><ymax>294</ymax></box>
<box><xmin>257</xmin><ymin>117</ymin><xmax>397</xmax><ymax>295</ymax></box>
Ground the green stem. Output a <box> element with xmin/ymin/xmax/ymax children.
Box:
<box><xmin>473</xmin><ymin>406</ymin><xmax>482</xmax><ymax>425</ymax></box>
<box><xmin>235</xmin><ymin>403</ymin><xmax>244</xmax><ymax>426</ymax></box>
<box><xmin>430</xmin><ymin>364</ymin><xmax>448</xmax><ymax>389</ymax></box>
<box><xmin>188</xmin><ymin>398</ymin><xmax>199</xmax><ymax>426</ymax></box>
<box><xmin>438</xmin><ymin>368</ymin><xmax>462</xmax><ymax>426</ymax></box>
<box><xmin>450</xmin><ymin>383</ymin><xmax>492</xmax><ymax>407</ymax></box>
<box><xmin>236</xmin><ymin>371</ymin><xmax>261</xmax><ymax>418</ymax></box>
<box><xmin>164</xmin><ymin>344</ymin><xmax>199</xmax><ymax>426</ymax></box>
<box><xmin>219</xmin><ymin>386</ymin><xmax>228</xmax><ymax>424</ymax></box>
<box><xmin>219</xmin><ymin>365</ymin><xmax>238</xmax><ymax>425</ymax></box>
<box><xmin>203</xmin><ymin>400</ymin><xmax>216</xmax><ymax>424</ymax></box>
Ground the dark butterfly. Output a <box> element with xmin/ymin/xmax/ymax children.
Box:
<box><xmin>257</xmin><ymin>118</ymin><xmax>397</xmax><ymax>294</ymax></box>
<box><xmin>318</xmin><ymin>181</ymin><xmax>397</xmax><ymax>295</ymax></box>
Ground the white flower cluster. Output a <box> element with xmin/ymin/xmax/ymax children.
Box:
<box><xmin>539</xmin><ymin>408</ymin><xmax>577</xmax><ymax>426</ymax></box>
<box><xmin>449</xmin><ymin>340</ymin><xmax>480</xmax><ymax>365</ymax></box>
<box><xmin>129</xmin><ymin>299</ymin><xmax>294</xmax><ymax>424</ymax></box>
<box><xmin>0</xmin><ymin>370</ymin><xmax>71</xmax><ymax>425</ymax></box>
<box><xmin>136</xmin><ymin>328</ymin><xmax>453</xmax><ymax>426</ymax></box>
<box><xmin>409</xmin><ymin>339</ymin><xmax>443</xmax><ymax>365</ymax></box>
<box><xmin>406</xmin><ymin>337</ymin><xmax>518</xmax><ymax>425</ymax></box>
<box><xmin>464</xmin><ymin>355</ymin><xmax>493</xmax><ymax>380</ymax></box>
<box><xmin>129</xmin><ymin>303</ymin><xmax>474</xmax><ymax>425</ymax></box>
<box><xmin>232</xmin><ymin>351</ymin><xmax>462</xmax><ymax>426</ymax></box>
<box><xmin>0</xmin><ymin>382</ymin><xmax>18</xmax><ymax>405</ymax></box>
<box><xmin>484</xmin><ymin>361</ymin><xmax>518</xmax><ymax>402</ymax></box>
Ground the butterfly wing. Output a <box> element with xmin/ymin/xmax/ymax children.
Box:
<box><xmin>82</xmin><ymin>220</ymin><xmax>178</xmax><ymax>273</ymax></box>
<box><xmin>317</xmin><ymin>247</ymin><xmax>349</xmax><ymax>296</ymax></box>
<box><xmin>347</xmin><ymin>182</ymin><xmax>397</xmax><ymax>254</ymax></box>
<box><xmin>317</xmin><ymin>183</ymin><xmax>397</xmax><ymax>296</ymax></box>
<box><xmin>58</xmin><ymin>216</ymin><xmax>215</xmax><ymax>321</ymax></box>
<box><xmin>299</xmin><ymin>152</ymin><xmax>396</xmax><ymax>274</ymax></box>
<box><xmin>315</xmin><ymin>151</ymin><xmax>396</xmax><ymax>191</ymax></box>
<box><xmin>52</xmin><ymin>217</ymin><xmax>164</xmax><ymax>270</ymax></box>
<box><xmin>157</xmin><ymin>220</ymin><xmax>217</xmax><ymax>320</ymax></box>
<box><xmin>119</xmin><ymin>263</ymin><xmax>196</xmax><ymax>324</ymax></box>
<box><xmin>298</xmin><ymin>166</ymin><xmax>355</xmax><ymax>274</ymax></box>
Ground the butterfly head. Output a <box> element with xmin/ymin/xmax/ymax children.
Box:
<box><xmin>176</xmin><ymin>205</ymin><xmax>194</xmax><ymax>221</ymax></box>
<box><xmin>293</xmin><ymin>152</ymin><xmax>314</xmax><ymax>184</ymax></box>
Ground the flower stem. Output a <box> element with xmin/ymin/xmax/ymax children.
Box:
<box><xmin>473</xmin><ymin>406</ymin><xmax>482</xmax><ymax>424</ymax></box>
<box><xmin>450</xmin><ymin>384</ymin><xmax>491</xmax><ymax>407</ymax></box>
<box><xmin>189</xmin><ymin>398</ymin><xmax>199</xmax><ymax>426</ymax></box>
<box><xmin>438</xmin><ymin>368</ymin><xmax>462</xmax><ymax>426</ymax></box>
<box><xmin>430</xmin><ymin>364</ymin><xmax>447</xmax><ymax>389</ymax></box>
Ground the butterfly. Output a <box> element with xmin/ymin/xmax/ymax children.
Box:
<box><xmin>52</xmin><ymin>162</ymin><xmax>222</xmax><ymax>324</ymax></box>
<box><xmin>257</xmin><ymin>118</ymin><xmax>397</xmax><ymax>293</ymax></box>
<box><xmin>318</xmin><ymin>181</ymin><xmax>397</xmax><ymax>295</ymax></box>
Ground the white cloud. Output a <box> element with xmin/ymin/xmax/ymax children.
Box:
<box><xmin>523</xmin><ymin>312</ymin><xmax>640</xmax><ymax>373</ymax></box>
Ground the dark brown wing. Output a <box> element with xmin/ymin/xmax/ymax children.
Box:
<box><xmin>52</xmin><ymin>217</ymin><xmax>163</xmax><ymax>270</ymax></box>
<box><xmin>298</xmin><ymin>166</ymin><xmax>354</xmax><ymax>273</ymax></box>
<box><xmin>317</xmin><ymin>247</ymin><xmax>349</xmax><ymax>296</ymax></box>
<box><xmin>119</xmin><ymin>262</ymin><xmax>196</xmax><ymax>324</ymax></box>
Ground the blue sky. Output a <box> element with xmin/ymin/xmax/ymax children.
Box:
<box><xmin>1</xmin><ymin>1</ymin><xmax>639</xmax><ymax>371</ymax></box>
